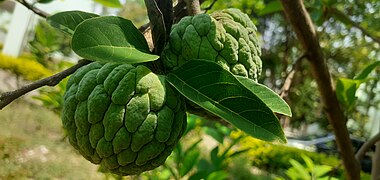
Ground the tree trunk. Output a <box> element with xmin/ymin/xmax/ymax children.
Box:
<box><xmin>372</xmin><ymin>140</ymin><xmax>380</xmax><ymax>180</ymax></box>
<box><xmin>279</xmin><ymin>0</ymin><xmax>361</xmax><ymax>179</ymax></box>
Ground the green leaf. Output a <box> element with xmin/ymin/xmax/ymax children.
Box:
<box><xmin>207</xmin><ymin>171</ymin><xmax>229</xmax><ymax>180</ymax></box>
<box><xmin>301</xmin><ymin>155</ymin><xmax>314</xmax><ymax>172</ymax></box>
<box><xmin>167</xmin><ymin>60</ymin><xmax>286</xmax><ymax>143</ymax></box>
<box><xmin>210</xmin><ymin>146</ymin><xmax>222</xmax><ymax>167</ymax></box>
<box><xmin>288</xmin><ymin>159</ymin><xmax>311</xmax><ymax>179</ymax></box>
<box><xmin>93</xmin><ymin>0</ymin><xmax>122</xmax><ymax>8</ymax></box>
<box><xmin>47</xmin><ymin>11</ymin><xmax>99</xmax><ymax>35</ymax></box>
<box><xmin>237</xmin><ymin>76</ymin><xmax>292</xmax><ymax>117</ymax></box>
<box><xmin>314</xmin><ymin>165</ymin><xmax>333</xmax><ymax>177</ymax></box>
<box><xmin>336</xmin><ymin>78</ymin><xmax>360</xmax><ymax>108</ymax></box>
<box><xmin>203</xmin><ymin>127</ymin><xmax>224</xmax><ymax>144</ymax></box>
<box><xmin>179</xmin><ymin>150</ymin><xmax>200</xmax><ymax>177</ymax></box>
<box><xmin>72</xmin><ymin>16</ymin><xmax>159</xmax><ymax>64</ymax></box>
<box><xmin>354</xmin><ymin>61</ymin><xmax>380</xmax><ymax>80</ymax></box>
<box><xmin>258</xmin><ymin>0</ymin><xmax>283</xmax><ymax>16</ymax></box>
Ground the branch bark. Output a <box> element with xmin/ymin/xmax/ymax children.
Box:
<box><xmin>184</xmin><ymin>0</ymin><xmax>201</xmax><ymax>15</ymax></box>
<box><xmin>355</xmin><ymin>132</ymin><xmax>380</xmax><ymax>164</ymax></box>
<box><xmin>16</xmin><ymin>0</ymin><xmax>50</xmax><ymax>18</ymax></box>
<box><xmin>0</xmin><ymin>60</ymin><xmax>91</xmax><ymax>110</ymax></box>
<box><xmin>280</xmin><ymin>1</ymin><xmax>360</xmax><ymax>179</ymax></box>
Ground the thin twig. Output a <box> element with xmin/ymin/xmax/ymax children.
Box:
<box><xmin>280</xmin><ymin>54</ymin><xmax>306</xmax><ymax>98</ymax></box>
<box><xmin>327</xmin><ymin>7</ymin><xmax>380</xmax><ymax>44</ymax></box>
<box><xmin>0</xmin><ymin>60</ymin><xmax>91</xmax><ymax>110</ymax></box>
<box><xmin>15</xmin><ymin>0</ymin><xmax>50</xmax><ymax>18</ymax></box>
<box><xmin>355</xmin><ymin>132</ymin><xmax>380</xmax><ymax>164</ymax></box>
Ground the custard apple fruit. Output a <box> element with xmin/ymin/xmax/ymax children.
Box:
<box><xmin>61</xmin><ymin>62</ymin><xmax>187</xmax><ymax>175</ymax></box>
<box><xmin>162</xmin><ymin>8</ymin><xmax>262</xmax><ymax>81</ymax></box>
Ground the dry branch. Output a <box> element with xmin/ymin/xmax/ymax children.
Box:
<box><xmin>0</xmin><ymin>60</ymin><xmax>91</xmax><ymax>110</ymax></box>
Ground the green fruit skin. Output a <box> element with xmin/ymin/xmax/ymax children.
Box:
<box><xmin>162</xmin><ymin>8</ymin><xmax>262</xmax><ymax>81</ymax></box>
<box><xmin>62</xmin><ymin>62</ymin><xmax>187</xmax><ymax>176</ymax></box>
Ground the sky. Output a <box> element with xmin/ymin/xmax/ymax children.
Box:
<box><xmin>35</xmin><ymin>0</ymin><xmax>95</xmax><ymax>14</ymax></box>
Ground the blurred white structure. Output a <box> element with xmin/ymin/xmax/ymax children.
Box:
<box><xmin>2</xmin><ymin>3</ymin><xmax>33</xmax><ymax>56</ymax></box>
<box><xmin>0</xmin><ymin>0</ymin><xmax>95</xmax><ymax>57</ymax></box>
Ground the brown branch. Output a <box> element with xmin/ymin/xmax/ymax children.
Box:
<box><xmin>355</xmin><ymin>132</ymin><xmax>380</xmax><ymax>163</ymax></box>
<box><xmin>280</xmin><ymin>0</ymin><xmax>361</xmax><ymax>179</ymax></box>
<box><xmin>327</xmin><ymin>7</ymin><xmax>380</xmax><ymax>44</ymax></box>
<box><xmin>184</xmin><ymin>0</ymin><xmax>201</xmax><ymax>15</ymax></box>
<box><xmin>280</xmin><ymin>54</ymin><xmax>306</xmax><ymax>98</ymax></box>
<box><xmin>0</xmin><ymin>60</ymin><xmax>91</xmax><ymax>110</ymax></box>
<box><xmin>15</xmin><ymin>0</ymin><xmax>50</xmax><ymax>18</ymax></box>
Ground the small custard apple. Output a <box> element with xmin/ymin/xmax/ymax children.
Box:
<box><xmin>162</xmin><ymin>8</ymin><xmax>262</xmax><ymax>81</ymax></box>
<box><xmin>61</xmin><ymin>62</ymin><xmax>187</xmax><ymax>175</ymax></box>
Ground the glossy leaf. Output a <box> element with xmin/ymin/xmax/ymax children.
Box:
<box><xmin>167</xmin><ymin>60</ymin><xmax>286</xmax><ymax>143</ymax></box>
<box><xmin>237</xmin><ymin>76</ymin><xmax>292</xmax><ymax>117</ymax></box>
<box><xmin>47</xmin><ymin>11</ymin><xmax>99</xmax><ymax>35</ymax></box>
<box><xmin>93</xmin><ymin>0</ymin><xmax>122</xmax><ymax>8</ymax></box>
<box><xmin>72</xmin><ymin>16</ymin><xmax>159</xmax><ymax>64</ymax></box>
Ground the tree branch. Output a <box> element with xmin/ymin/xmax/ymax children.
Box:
<box><xmin>327</xmin><ymin>7</ymin><xmax>380</xmax><ymax>44</ymax></box>
<box><xmin>0</xmin><ymin>60</ymin><xmax>91</xmax><ymax>110</ymax></box>
<box><xmin>15</xmin><ymin>0</ymin><xmax>50</xmax><ymax>18</ymax></box>
<box><xmin>280</xmin><ymin>54</ymin><xmax>306</xmax><ymax>98</ymax></box>
<box><xmin>184</xmin><ymin>0</ymin><xmax>201</xmax><ymax>15</ymax></box>
<box><xmin>280</xmin><ymin>0</ymin><xmax>361</xmax><ymax>179</ymax></box>
<box><xmin>355</xmin><ymin>132</ymin><xmax>380</xmax><ymax>163</ymax></box>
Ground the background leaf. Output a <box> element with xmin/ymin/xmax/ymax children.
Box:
<box><xmin>258</xmin><ymin>0</ymin><xmax>282</xmax><ymax>16</ymax></box>
<box><xmin>179</xmin><ymin>150</ymin><xmax>200</xmax><ymax>177</ymax></box>
<box><xmin>167</xmin><ymin>60</ymin><xmax>286</xmax><ymax>143</ymax></box>
<box><xmin>93</xmin><ymin>0</ymin><xmax>122</xmax><ymax>8</ymax></box>
<box><xmin>354</xmin><ymin>61</ymin><xmax>380</xmax><ymax>80</ymax></box>
<box><xmin>203</xmin><ymin>127</ymin><xmax>224</xmax><ymax>144</ymax></box>
<box><xmin>237</xmin><ymin>76</ymin><xmax>292</xmax><ymax>116</ymax></box>
<box><xmin>47</xmin><ymin>11</ymin><xmax>99</xmax><ymax>35</ymax></box>
<box><xmin>336</xmin><ymin>78</ymin><xmax>360</xmax><ymax>108</ymax></box>
<box><xmin>72</xmin><ymin>16</ymin><xmax>159</xmax><ymax>64</ymax></box>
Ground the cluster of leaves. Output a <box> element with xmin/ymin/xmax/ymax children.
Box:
<box><xmin>284</xmin><ymin>155</ymin><xmax>338</xmax><ymax>180</ymax></box>
<box><xmin>233</xmin><ymin>131</ymin><xmax>341</xmax><ymax>175</ymax></box>
<box><xmin>163</xmin><ymin>116</ymin><xmax>248</xmax><ymax>180</ymax></box>
<box><xmin>28</xmin><ymin>20</ymin><xmax>72</xmax><ymax>68</ymax></box>
<box><xmin>0</xmin><ymin>54</ymin><xmax>52</xmax><ymax>81</ymax></box>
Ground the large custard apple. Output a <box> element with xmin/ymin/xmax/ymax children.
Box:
<box><xmin>61</xmin><ymin>62</ymin><xmax>187</xmax><ymax>175</ymax></box>
<box><xmin>162</xmin><ymin>8</ymin><xmax>262</xmax><ymax>81</ymax></box>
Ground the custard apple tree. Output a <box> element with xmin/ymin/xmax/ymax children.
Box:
<box><xmin>2</xmin><ymin>0</ymin><xmax>291</xmax><ymax>176</ymax></box>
